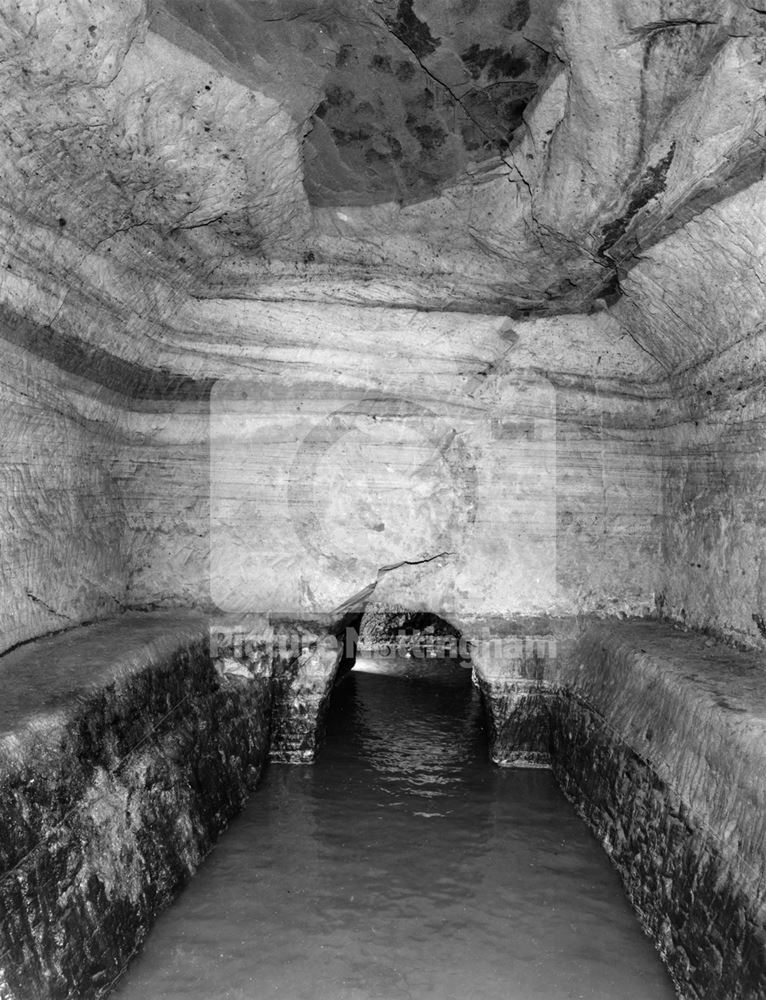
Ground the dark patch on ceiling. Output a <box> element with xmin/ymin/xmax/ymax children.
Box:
<box><xmin>599</xmin><ymin>143</ymin><xmax>676</xmax><ymax>259</ymax></box>
<box><xmin>462</xmin><ymin>43</ymin><xmax>530</xmax><ymax>81</ymax></box>
<box><xmin>303</xmin><ymin>1</ymin><xmax>549</xmax><ymax>206</ymax></box>
<box><xmin>505</xmin><ymin>0</ymin><xmax>532</xmax><ymax>31</ymax></box>
<box><xmin>384</xmin><ymin>0</ymin><xmax>440</xmax><ymax>58</ymax></box>
<box><xmin>152</xmin><ymin>0</ymin><xmax>550</xmax><ymax>208</ymax></box>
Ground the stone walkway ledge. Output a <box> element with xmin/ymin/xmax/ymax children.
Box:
<box><xmin>0</xmin><ymin>609</ymin><xmax>355</xmax><ymax>1000</ymax></box>
<box><xmin>472</xmin><ymin>618</ymin><xmax>766</xmax><ymax>882</ymax></box>
<box><xmin>472</xmin><ymin>615</ymin><xmax>766</xmax><ymax>1000</ymax></box>
<box><xmin>0</xmin><ymin>611</ymin><xmax>210</xmax><ymax>748</ymax></box>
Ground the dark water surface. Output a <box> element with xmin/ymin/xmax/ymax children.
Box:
<box><xmin>114</xmin><ymin>658</ymin><xmax>676</xmax><ymax>1000</ymax></box>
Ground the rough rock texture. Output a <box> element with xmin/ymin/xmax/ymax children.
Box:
<box><xmin>0</xmin><ymin>609</ymin><xmax>358</xmax><ymax>997</ymax></box>
<box><xmin>210</xmin><ymin>612</ymin><xmax>362</xmax><ymax>763</ymax></box>
<box><xmin>478</xmin><ymin>679</ymin><xmax>554</xmax><ymax>768</ymax></box>
<box><xmin>6</xmin><ymin>309</ymin><xmax>659</xmax><ymax>645</ymax></box>
<box><xmin>552</xmin><ymin>699</ymin><xmax>766</xmax><ymax>1000</ymax></box>
<box><xmin>357</xmin><ymin>604</ymin><xmax>463</xmax><ymax>656</ymax></box>
<box><xmin>268</xmin><ymin>621</ymin><xmax>348</xmax><ymax>763</ymax></box>
<box><xmin>0</xmin><ymin>612</ymin><xmax>271</xmax><ymax>1000</ymax></box>
<box><xmin>116</xmin><ymin>403</ymin><xmax>211</xmax><ymax>613</ymax></box>
<box><xmin>1</xmin><ymin>0</ymin><xmax>763</xmax><ymax>319</ymax></box>
<box><xmin>473</xmin><ymin>618</ymin><xmax>766</xmax><ymax>999</ymax></box>
<box><xmin>0</xmin><ymin>297</ymin><xmax>642</xmax><ymax>628</ymax></box>
<box><xmin>204</xmin><ymin>310</ymin><xmax>665</xmax><ymax>621</ymax></box>
<box><xmin>162</xmin><ymin>0</ymin><xmax>550</xmax><ymax>208</ymax></box>
<box><xmin>3</xmin><ymin>1</ymin><xmax>766</xmax><ymax>996</ymax></box>
<box><xmin>2</xmin><ymin>303</ymin><xmax>669</xmax><ymax>652</ymax></box>
<box><xmin>0</xmin><ymin>340</ymin><xmax>128</xmax><ymax>654</ymax></box>
<box><xmin>656</xmin><ymin>346</ymin><xmax>766</xmax><ymax>649</ymax></box>
<box><xmin>1</xmin><ymin>0</ymin><xmax>763</xmax><ymax>651</ymax></box>
<box><xmin>2</xmin><ymin>294</ymin><xmax>689</xmax><ymax>651</ymax></box>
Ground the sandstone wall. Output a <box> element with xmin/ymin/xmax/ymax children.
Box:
<box><xmin>1</xmin><ymin>299</ymin><xmax>666</xmax><ymax>649</ymax></box>
<box><xmin>0</xmin><ymin>341</ymin><xmax>129</xmax><ymax>655</ymax></box>
<box><xmin>657</xmin><ymin>337</ymin><xmax>766</xmax><ymax>649</ymax></box>
<box><xmin>1</xmin><ymin>0</ymin><xmax>758</xmax><ymax>644</ymax></box>
<box><xmin>111</xmin><ymin>311</ymin><xmax>664</xmax><ymax>623</ymax></box>
<box><xmin>609</xmin><ymin>156</ymin><xmax>766</xmax><ymax>649</ymax></box>
<box><xmin>554</xmin><ymin>395</ymin><xmax>662</xmax><ymax>620</ymax></box>
<box><xmin>115</xmin><ymin>404</ymin><xmax>211</xmax><ymax>611</ymax></box>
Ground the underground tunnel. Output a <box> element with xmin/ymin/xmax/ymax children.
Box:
<box><xmin>0</xmin><ymin>0</ymin><xmax>765</xmax><ymax>998</ymax></box>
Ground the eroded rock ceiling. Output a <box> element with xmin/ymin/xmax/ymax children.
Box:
<box><xmin>0</xmin><ymin>0</ymin><xmax>765</xmax><ymax>376</ymax></box>
<box><xmin>159</xmin><ymin>0</ymin><xmax>554</xmax><ymax>206</ymax></box>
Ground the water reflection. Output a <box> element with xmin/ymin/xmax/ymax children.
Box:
<box><xmin>114</xmin><ymin>656</ymin><xmax>676</xmax><ymax>1000</ymax></box>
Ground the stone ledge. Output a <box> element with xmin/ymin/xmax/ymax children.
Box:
<box><xmin>552</xmin><ymin>693</ymin><xmax>766</xmax><ymax>1000</ymax></box>
<box><xmin>473</xmin><ymin>616</ymin><xmax>766</xmax><ymax>1000</ymax></box>
<box><xmin>558</xmin><ymin>621</ymin><xmax>766</xmax><ymax>895</ymax></box>
<box><xmin>0</xmin><ymin>611</ymin><xmax>272</xmax><ymax>1000</ymax></box>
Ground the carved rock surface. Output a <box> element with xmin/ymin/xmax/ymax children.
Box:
<box><xmin>0</xmin><ymin>340</ymin><xmax>128</xmax><ymax>654</ymax></box>
<box><xmin>2</xmin><ymin>2</ymin><xmax>766</xmax><ymax>996</ymax></box>
<box><xmin>0</xmin><ymin>612</ymin><xmax>271</xmax><ymax>1000</ymax></box>
<box><xmin>473</xmin><ymin>617</ymin><xmax>766</xmax><ymax>998</ymax></box>
<box><xmin>0</xmin><ymin>0</ymin><xmax>763</xmax><ymax>319</ymax></box>
<box><xmin>0</xmin><ymin>609</ymin><xmax>362</xmax><ymax>997</ymax></box>
<box><xmin>0</xmin><ymin>0</ymin><xmax>765</xmax><ymax>650</ymax></box>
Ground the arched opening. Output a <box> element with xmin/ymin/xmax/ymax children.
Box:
<box><xmin>356</xmin><ymin>603</ymin><xmax>466</xmax><ymax>663</ymax></box>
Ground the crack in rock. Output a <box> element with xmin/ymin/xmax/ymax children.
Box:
<box><xmin>25</xmin><ymin>591</ymin><xmax>73</xmax><ymax>620</ymax></box>
<box><xmin>330</xmin><ymin>550</ymin><xmax>454</xmax><ymax>615</ymax></box>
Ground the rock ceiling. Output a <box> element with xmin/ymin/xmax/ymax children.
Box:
<box><xmin>161</xmin><ymin>0</ymin><xmax>554</xmax><ymax>206</ymax></box>
<box><xmin>0</xmin><ymin>0</ymin><xmax>765</xmax><ymax>382</ymax></box>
